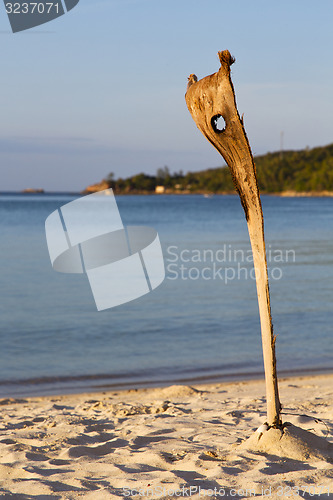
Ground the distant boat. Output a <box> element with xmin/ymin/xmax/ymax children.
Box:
<box><xmin>203</xmin><ymin>194</ymin><xmax>213</xmax><ymax>198</ymax></box>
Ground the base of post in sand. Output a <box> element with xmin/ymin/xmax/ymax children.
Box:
<box><xmin>239</xmin><ymin>423</ymin><xmax>333</xmax><ymax>462</ymax></box>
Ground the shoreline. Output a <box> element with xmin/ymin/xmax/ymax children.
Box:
<box><xmin>2</xmin><ymin>190</ymin><xmax>333</xmax><ymax>197</ymax></box>
<box><xmin>1</xmin><ymin>366</ymin><xmax>333</xmax><ymax>400</ymax></box>
<box><xmin>1</xmin><ymin>373</ymin><xmax>332</xmax><ymax>498</ymax></box>
<box><xmin>84</xmin><ymin>190</ymin><xmax>333</xmax><ymax>197</ymax></box>
<box><xmin>2</xmin><ymin>371</ymin><xmax>333</xmax><ymax>404</ymax></box>
<box><xmin>2</xmin><ymin>370</ymin><xmax>333</xmax><ymax>402</ymax></box>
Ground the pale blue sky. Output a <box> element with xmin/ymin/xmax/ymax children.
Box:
<box><xmin>1</xmin><ymin>0</ymin><xmax>333</xmax><ymax>191</ymax></box>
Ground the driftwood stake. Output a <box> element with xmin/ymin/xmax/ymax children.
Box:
<box><xmin>185</xmin><ymin>50</ymin><xmax>282</xmax><ymax>428</ymax></box>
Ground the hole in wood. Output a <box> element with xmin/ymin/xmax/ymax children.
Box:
<box><xmin>211</xmin><ymin>114</ymin><xmax>226</xmax><ymax>133</ymax></box>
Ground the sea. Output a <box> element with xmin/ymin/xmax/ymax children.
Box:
<box><xmin>0</xmin><ymin>193</ymin><xmax>332</xmax><ymax>398</ymax></box>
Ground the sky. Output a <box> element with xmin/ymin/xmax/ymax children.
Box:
<box><xmin>1</xmin><ymin>0</ymin><xmax>333</xmax><ymax>191</ymax></box>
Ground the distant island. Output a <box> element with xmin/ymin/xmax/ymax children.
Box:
<box><xmin>22</xmin><ymin>188</ymin><xmax>44</xmax><ymax>194</ymax></box>
<box><xmin>83</xmin><ymin>143</ymin><xmax>333</xmax><ymax>196</ymax></box>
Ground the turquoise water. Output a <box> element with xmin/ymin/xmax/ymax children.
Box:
<box><xmin>0</xmin><ymin>193</ymin><xmax>332</xmax><ymax>397</ymax></box>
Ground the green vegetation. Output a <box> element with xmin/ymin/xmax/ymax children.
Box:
<box><xmin>103</xmin><ymin>143</ymin><xmax>333</xmax><ymax>194</ymax></box>
<box><xmin>255</xmin><ymin>143</ymin><xmax>333</xmax><ymax>193</ymax></box>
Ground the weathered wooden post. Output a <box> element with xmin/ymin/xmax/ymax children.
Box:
<box><xmin>185</xmin><ymin>50</ymin><xmax>282</xmax><ymax>428</ymax></box>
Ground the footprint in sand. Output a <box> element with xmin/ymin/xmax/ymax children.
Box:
<box><xmin>25</xmin><ymin>451</ymin><xmax>49</xmax><ymax>462</ymax></box>
<box><xmin>66</xmin><ymin>438</ymin><xmax>128</xmax><ymax>458</ymax></box>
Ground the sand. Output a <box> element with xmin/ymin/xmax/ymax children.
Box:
<box><xmin>0</xmin><ymin>374</ymin><xmax>332</xmax><ymax>499</ymax></box>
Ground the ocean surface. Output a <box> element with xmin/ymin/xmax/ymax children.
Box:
<box><xmin>0</xmin><ymin>193</ymin><xmax>332</xmax><ymax>397</ymax></box>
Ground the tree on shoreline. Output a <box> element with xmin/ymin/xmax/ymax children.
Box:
<box><xmin>98</xmin><ymin>143</ymin><xmax>333</xmax><ymax>194</ymax></box>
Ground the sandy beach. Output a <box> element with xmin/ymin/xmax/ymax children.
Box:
<box><xmin>0</xmin><ymin>374</ymin><xmax>332</xmax><ymax>499</ymax></box>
